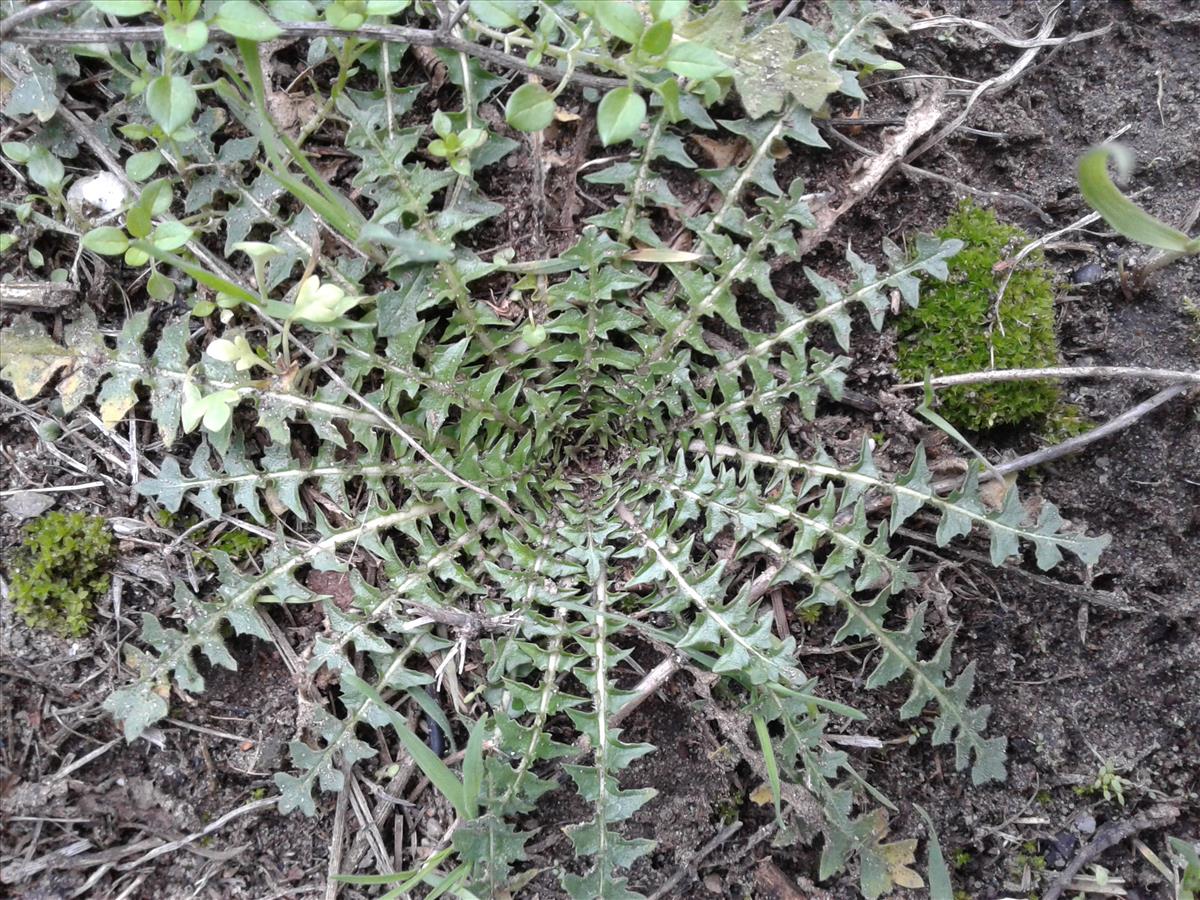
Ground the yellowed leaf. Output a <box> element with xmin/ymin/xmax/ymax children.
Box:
<box><xmin>691</xmin><ymin>133</ymin><xmax>747</xmax><ymax>169</ymax></box>
<box><xmin>880</xmin><ymin>838</ymin><xmax>924</xmax><ymax>889</ymax></box>
<box><xmin>749</xmin><ymin>783</ymin><xmax>774</xmax><ymax>806</ymax></box>
<box><xmin>624</xmin><ymin>248</ymin><xmax>703</xmax><ymax>263</ymax></box>
<box><xmin>0</xmin><ymin>315</ymin><xmax>72</xmax><ymax>400</ymax></box>
<box><xmin>100</xmin><ymin>393</ymin><xmax>138</xmax><ymax>428</ymax></box>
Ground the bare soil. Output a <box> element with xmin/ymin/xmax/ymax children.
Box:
<box><xmin>2</xmin><ymin>1</ymin><xmax>1197</xmax><ymax>898</ymax></box>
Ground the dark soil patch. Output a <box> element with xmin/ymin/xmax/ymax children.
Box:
<box><xmin>2</xmin><ymin>1</ymin><xmax>1198</xmax><ymax>898</ymax></box>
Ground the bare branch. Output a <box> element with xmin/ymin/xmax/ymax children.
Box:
<box><xmin>6</xmin><ymin>21</ymin><xmax>626</xmax><ymax>90</ymax></box>
<box><xmin>894</xmin><ymin>365</ymin><xmax>1200</xmax><ymax>390</ymax></box>
<box><xmin>0</xmin><ymin>0</ymin><xmax>75</xmax><ymax>38</ymax></box>
<box><xmin>908</xmin><ymin>14</ymin><xmax>1113</xmax><ymax>49</ymax></box>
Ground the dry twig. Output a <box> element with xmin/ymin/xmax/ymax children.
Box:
<box><xmin>781</xmin><ymin>84</ymin><xmax>947</xmax><ymax>263</ymax></box>
<box><xmin>908</xmin><ymin>14</ymin><xmax>1112</xmax><ymax>49</ymax></box>
<box><xmin>895</xmin><ymin>365</ymin><xmax>1200</xmax><ymax>390</ymax></box>
<box><xmin>1043</xmin><ymin>804</ymin><xmax>1180</xmax><ymax>900</ymax></box>
<box><xmin>6</xmin><ymin>21</ymin><xmax>625</xmax><ymax>90</ymax></box>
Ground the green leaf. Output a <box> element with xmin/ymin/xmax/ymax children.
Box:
<box><xmin>340</xmin><ymin>672</ymin><xmax>468</xmax><ymax>818</ymax></box>
<box><xmin>914</xmin><ymin>804</ymin><xmax>954</xmax><ymax>900</ymax></box>
<box><xmin>752</xmin><ymin>715</ymin><xmax>782</xmax><ymax>821</ymax></box>
<box><xmin>365</xmin><ymin>0</ymin><xmax>409</xmax><ymax>14</ymax></box>
<box><xmin>639</xmin><ymin>20</ymin><xmax>673</xmax><ymax>56</ymax></box>
<box><xmin>151</xmin><ymin>221</ymin><xmax>194</xmax><ymax>251</ymax></box>
<box><xmin>596</xmin><ymin>87</ymin><xmax>646</xmax><ymax>147</ymax></box>
<box><xmin>594</xmin><ymin>0</ymin><xmax>644</xmax><ymax>44</ymax></box>
<box><xmin>125</xmin><ymin>149</ymin><xmax>163</xmax><ymax>182</ymax></box>
<box><xmin>1077</xmin><ymin>144</ymin><xmax>1200</xmax><ymax>254</ymax></box>
<box><xmin>2</xmin><ymin>142</ymin><xmax>31</xmax><ymax>163</ymax></box>
<box><xmin>126</xmin><ymin>205</ymin><xmax>153</xmax><ymax>239</ymax></box>
<box><xmin>91</xmin><ymin>0</ymin><xmax>155</xmax><ymax>14</ymax></box>
<box><xmin>650</xmin><ymin>0</ymin><xmax>688</xmax><ymax>21</ymax></box>
<box><xmin>82</xmin><ymin>227</ymin><xmax>130</xmax><ymax>256</ymax></box>
<box><xmin>213</xmin><ymin>0</ymin><xmax>283</xmax><ymax>41</ymax></box>
<box><xmin>738</xmin><ymin>35</ymin><xmax>841</xmax><ymax>117</ymax></box>
<box><xmin>164</xmin><ymin>19</ymin><xmax>209</xmax><ymax>52</ymax></box>
<box><xmin>664</xmin><ymin>42</ymin><xmax>727</xmax><ymax>80</ymax></box>
<box><xmin>147</xmin><ymin>270</ymin><xmax>176</xmax><ymax>302</ymax></box>
<box><xmin>145</xmin><ymin>75</ymin><xmax>197</xmax><ymax>137</ymax></box>
<box><xmin>25</xmin><ymin>147</ymin><xmax>65</xmax><ymax>192</ymax></box>
<box><xmin>103</xmin><ymin>684</ymin><xmax>169</xmax><ymax>742</ymax></box>
<box><xmin>462</xmin><ymin>716</ymin><xmax>487</xmax><ymax>820</ymax></box>
<box><xmin>505</xmin><ymin>83</ymin><xmax>555</xmax><ymax>133</ymax></box>
<box><xmin>3</xmin><ymin>62</ymin><xmax>58</xmax><ymax>123</ymax></box>
<box><xmin>469</xmin><ymin>0</ymin><xmax>530</xmax><ymax>28</ymax></box>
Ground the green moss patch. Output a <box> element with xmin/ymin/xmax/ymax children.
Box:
<box><xmin>898</xmin><ymin>202</ymin><xmax>1059</xmax><ymax>431</ymax></box>
<box><xmin>8</xmin><ymin>511</ymin><xmax>113</xmax><ymax>637</ymax></box>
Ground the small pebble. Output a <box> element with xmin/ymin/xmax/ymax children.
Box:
<box><xmin>1072</xmin><ymin>262</ymin><xmax>1105</xmax><ymax>285</ymax></box>
<box><xmin>1074</xmin><ymin>812</ymin><xmax>1097</xmax><ymax>834</ymax></box>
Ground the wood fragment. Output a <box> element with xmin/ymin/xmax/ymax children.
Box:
<box><xmin>1043</xmin><ymin>804</ymin><xmax>1180</xmax><ymax>900</ymax></box>
<box><xmin>779</xmin><ymin>84</ymin><xmax>947</xmax><ymax>265</ymax></box>
<box><xmin>0</xmin><ymin>281</ymin><xmax>78</xmax><ymax>310</ymax></box>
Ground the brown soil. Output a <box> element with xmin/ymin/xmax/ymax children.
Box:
<box><xmin>2</xmin><ymin>1</ymin><xmax>1198</xmax><ymax>898</ymax></box>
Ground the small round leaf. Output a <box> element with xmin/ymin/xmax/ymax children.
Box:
<box><xmin>596</xmin><ymin>87</ymin><xmax>646</xmax><ymax>147</ymax></box>
<box><xmin>164</xmin><ymin>19</ymin><xmax>209</xmax><ymax>53</ymax></box>
<box><xmin>664</xmin><ymin>43</ymin><xmax>728</xmax><ymax>80</ymax></box>
<box><xmin>151</xmin><ymin>221</ymin><xmax>194</xmax><ymax>251</ymax></box>
<box><xmin>639</xmin><ymin>20</ymin><xmax>673</xmax><ymax>56</ymax></box>
<box><xmin>145</xmin><ymin>75</ymin><xmax>197</xmax><ymax>137</ymax></box>
<box><xmin>125</xmin><ymin>149</ymin><xmax>163</xmax><ymax>182</ymax></box>
<box><xmin>213</xmin><ymin>0</ymin><xmax>283</xmax><ymax>41</ymax></box>
<box><xmin>91</xmin><ymin>0</ymin><xmax>155</xmax><ymax>15</ymax></box>
<box><xmin>82</xmin><ymin>227</ymin><xmax>129</xmax><ymax>256</ymax></box>
<box><xmin>125</xmin><ymin>205</ymin><xmax>152</xmax><ymax>239</ymax></box>
<box><xmin>505</xmin><ymin>83</ymin><xmax>555</xmax><ymax>133</ymax></box>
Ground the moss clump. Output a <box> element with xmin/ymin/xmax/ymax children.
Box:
<box><xmin>898</xmin><ymin>202</ymin><xmax>1059</xmax><ymax>430</ymax></box>
<box><xmin>8</xmin><ymin>511</ymin><xmax>113</xmax><ymax>637</ymax></box>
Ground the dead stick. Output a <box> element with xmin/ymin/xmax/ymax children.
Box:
<box><xmin>647</xmin><ymin>821</ymin><xmax>743</xmax><ymax>900</ymax></box>
<box><xmin>894</xmin><ymin>365</ymin><xmax>1200</xmax><ymax>390</ymax></box>
<box><xmin>1043</xmin><ymin>804</ymin><xmax>1179</xmax><ymax>900</ymax></box>
<box><xmin>988</xmin><ymin>383</ymin><xmax>1193</xmax><ymax>478</ymax></box>
<box><xmin>0</xmin><ymin>0</ymin><xmax>74</xmax><ymax>37</ymax></box>
<box><xmin>778</xmin><ymin>84</ymin><xmax>947</xmax><ymax>265</ymax></box>
<box><xmin>6</xmin><ymin>21</ymin><xmax>624</xmax><ymax>90</ymax></box>
<box><xmin>906</xmin><ymin>7</ymin><xmax>1061</xmax><ymax>164</ymax></box>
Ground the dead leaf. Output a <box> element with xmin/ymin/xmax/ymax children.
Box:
<box><xmin>3</xmin><ymin>491</ymin><xmax>56</xmax><ymax>521</ymax></box>
<box><xmin>861</xmin><ymin>808</ymin><xmax>926</xmax><ymax>894</ymax></box>
<box><xmin>691</xmin><ymin>133</ymin><xmax>747</xmax><ymax>169</ymax></box>
<box><xmin>554</xmin><ymin>107</ymin><xmax>582</xmax><ymax>123</ymax></box>
<box><xmin>305</xmin><ymin>570</ymin><xmax>355</xmax><ymax>610</ymax></box>
<box><xmin>878</xmin><ymin>837</ymin><xmax>925</xmax><ymax>889</ymax></box>
<box><xmin>979</xmin><ymin>473</ymin><xmax>1016</xmax><ymax>511</ymax></box>
<box><xmin>749</xmin><ymin>783</ymin><xmax>775</xmax><ymax>806</ymax></box>
<box><xmin>624</xmin><ymin>248</ymin><xmax>703</xmax><ymax>263</ymax></box>
<box><xmin>266</xmin><ymin>90</ymin><xmax>319</xmax><ymax>140</ymax></box>
<box><xmin>0</xmin><ymin>315</ymin><xmax>74</xmax><ymax>400</ymax></box>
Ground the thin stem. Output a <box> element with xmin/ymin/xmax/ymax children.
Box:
<box><xmin>297</xmin><ymin>36</ymin><xmax>361</xmax><ymax>148</ymax></box>
<box><xmin>620</xmin><ymin>114</ymin><xmax>666</xmax><ymax>243</ymax></box>
<box><xmin>7</xmin><ymin>22</ymin><xmax>626</xmax><ymax>90</ymax></box>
